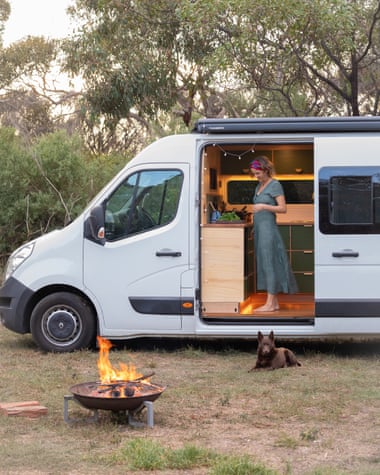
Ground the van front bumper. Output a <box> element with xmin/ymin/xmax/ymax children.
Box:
<box><xmin>0</xmin><ymin>277</ymin><xmax>34</xmax><ymax>334</ymax></box>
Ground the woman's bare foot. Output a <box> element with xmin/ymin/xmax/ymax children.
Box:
<box><xmin>254</xmin><ymin>305</ymin><xmax>279</xmax><ymax>312</ymax></box>
<box><xmin>255</xmin><ymin>294</ymin><xmax>280</xmax><ymax>312</ymax></box>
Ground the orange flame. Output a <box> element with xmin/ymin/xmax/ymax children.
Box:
<box><xmin>97</xmin><ymin>336</ymin><xmax>142</xmax><ymax>384</ymax></box>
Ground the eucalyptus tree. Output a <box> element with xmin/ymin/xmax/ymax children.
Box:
<box><xmin>64</xmin><ymin>0</ymin><xmax>380</xmax><ymax>139</ymax></box>
<box><xmin>63</xmin><ymin>0</ymin><xmax>235</xmax><ymax>144</ymax></box>
<box><xmin>0</xmin><ymin>0</ymin><xmax>9</xmax><ymax>46</ymax></box>
<box><xmin>0</xmin><ymin>0</ymin><xmax>80</xmax><ymax>140</ymax></box>
<box><xmin>203</xmin><ymin>0</ymin><xmax>380</xmax><ymax>116</ymax></box>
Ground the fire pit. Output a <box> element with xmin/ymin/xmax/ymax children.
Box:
<box><xmin>64</xmin><ymin>337</ymin><xmax>165</xmax><ymax>427</ymax></box>
<box><xmin>69</xmin><ymin>379</ymin><xmax>166</xmax><ymax>411</ymax></box>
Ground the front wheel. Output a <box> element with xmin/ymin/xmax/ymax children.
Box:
<box><xmin>30</xmin><ymin>292</ymin><xmax>96</xmax><ymax>352</ymax></box>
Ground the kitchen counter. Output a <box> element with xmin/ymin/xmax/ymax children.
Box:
<box><xmin>202</xmin><ymin>222</ymin><xmax>252</xmax><ymax>228</ymax></box>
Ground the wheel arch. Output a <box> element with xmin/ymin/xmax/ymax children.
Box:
<box><xmin>26</xmin><ymin>284</ymin><xmax>98</xmax><ymax>333</ymax></box>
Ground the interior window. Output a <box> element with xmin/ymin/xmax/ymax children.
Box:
<box><xmin>227</xmin><ymin>180</ymin><xmax>314</xmax><ymax>204</ymax></box>
<box><xmin>319</xmin><ymin>167</ymin><xmax>380</xmax><ymax>234</ymax></box>
<box><xmin>105</xmin><ymin>169</ymin><xmax>183</xmax><ymax>240</ymax></box>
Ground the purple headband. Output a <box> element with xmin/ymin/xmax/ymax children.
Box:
<box><xmin>250</xmin><ymin>160</ymin><xmax>263</xmax><ymax>171</ymax></box>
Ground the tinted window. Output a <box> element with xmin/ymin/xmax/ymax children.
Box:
<box><xmin>319</xmin><ymin>167</ymin><xmax>380</xmax><ymax>234</ymax></box>
<box><xmin>105</xmin><ymin>169</ymin><xmax>183</xmax><ymax>240</ymax></box>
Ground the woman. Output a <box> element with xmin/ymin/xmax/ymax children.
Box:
<box><xmin>250</xmin><ymin>156</ymin><xmax>298</xmax><ymax>312</ymax></box>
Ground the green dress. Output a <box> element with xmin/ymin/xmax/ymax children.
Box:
<box><xmin>253</xmin><ymin>179</ymin><xmax>298</xmax><ymax>295</ymax></box>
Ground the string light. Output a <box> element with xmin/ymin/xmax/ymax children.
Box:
<box><xmin>212</xmin><ymin>143</ymin><xmax>255</xmax><ymax>160</ymax></box>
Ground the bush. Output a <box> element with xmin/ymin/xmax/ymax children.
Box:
<box><xmin>0</xmin><ymin>127</ymin><xmax>127</xmax><ymax>262</ymax></box>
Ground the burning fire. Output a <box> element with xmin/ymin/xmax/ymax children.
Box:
<box><xmin>97</xmin><ymin>336</ymin><xmax>143</xmax><ymax>384</ymax></box>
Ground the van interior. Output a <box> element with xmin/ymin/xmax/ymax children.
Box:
<box><xmin>200</xmin><ymin>142</ymin><xmax>315</xmax><ymax>323</ymax></box>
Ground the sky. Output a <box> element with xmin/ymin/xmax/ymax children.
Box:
<box><xmin>3</xmin><ymin>0</ymin><xmax>74</xmax><ymax>46</ymax></box>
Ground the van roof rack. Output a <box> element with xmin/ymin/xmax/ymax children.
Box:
<box><xmin>193</xmin><ymin>116</ymin><xmax>380</xmax><ymax>134</ymax></box>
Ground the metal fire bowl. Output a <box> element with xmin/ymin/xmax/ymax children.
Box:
<box><xmin>70</xmin><ymin>381</ymin><xmax>166</xmax><ymax>411</ymax></box>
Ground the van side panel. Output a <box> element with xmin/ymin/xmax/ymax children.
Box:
<box><xmin>315</xmin><ymin>136</ymin><xmax>380</xmax><ymax>319</ymax></box>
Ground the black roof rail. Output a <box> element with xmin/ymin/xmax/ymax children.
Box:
<box><xmin>193</xmin><ymin>116</ymin><xmax>380</xmax><ymax>134</ymax></box>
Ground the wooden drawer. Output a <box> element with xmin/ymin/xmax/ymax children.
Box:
<box><xmin>291</xmin><ymin>250</ymin><xmax>314</xmax><ymax>271</ymax></box>
<box><xmin>295</xmin><ymin>272</ymin><xmax>314</xmax><ymax>293</ymax></box>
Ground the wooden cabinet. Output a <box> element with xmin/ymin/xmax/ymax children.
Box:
<box><xmin>279</xmin><ymin>224</ymin><xmax>314</xmax><ymax>293</ymax></box>
<box><xmin>201</xmin><ymin>224</ymin><xmax>253</xmax><ymax>312</ymax></box>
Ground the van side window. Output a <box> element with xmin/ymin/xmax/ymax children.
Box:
<box><xmin>319</xmin><ymin>166</ymin><xmax>380</xmax><ymax>234</ymax></box>
<box><xmin>105</xmin><ymin>169</ymin><xmax>183</xmax><ymax>240</ymax></box>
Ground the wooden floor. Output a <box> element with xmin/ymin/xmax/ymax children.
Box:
<box><xmin>202</xmin><ymin>294</ymin><xmax>315</xmax><ymax>319</ymax></box>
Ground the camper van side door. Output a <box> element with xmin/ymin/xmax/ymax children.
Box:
<box><xmin>83</xmin><ymin>164</ymin><xmax>190</xmax><ymax>335</ymax></box>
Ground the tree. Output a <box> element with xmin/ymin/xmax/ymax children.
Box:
<box><xmin>0</xmin><ymin>2</ymin><xmax>83</xmax><ymax>142</ymax></box>
<box><xmin>64</xmin><ymin>0</ymin><xmax>380</xmax><ymax>124</ymax></box>
<box><xmin>63</xmin><ymin>0</ymin><xmax>235</xmax><ymax>138</ymax></box>
<box><xmin>199</xmin><ymin>0</ymin><xmax>380</xmax><ymax>116</ymax></box>
<box><xmin>0</xmin><ymin>0</ymin><xmax>10</xmax><ymax>46</ymax></box>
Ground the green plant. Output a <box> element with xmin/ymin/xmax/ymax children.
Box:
<box><xmin>111</xmin><ymin>438</ymin><xmax>216</xmax><ymax>471</ymax></box>
<box><xmin>210</xmin><ymin>454</ymin><xmax>278</xmax><ymax>475</ymax></box>
<box><xmin>301</xmin><ymin>427</ymin><xmax>319</xmax><ymax>442</ymax></box>
<box><xmin>217</xmin><ymin>211</ymin><xmax>241</xmax><ymax>222</ymax></box>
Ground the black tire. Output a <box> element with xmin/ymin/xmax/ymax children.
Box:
<box><xmin>30</xmin><ymin>292</ymin><xmax>96</xmax><ymax>352</ymax></box>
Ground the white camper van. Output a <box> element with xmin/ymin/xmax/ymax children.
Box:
<box><xmin>2</xmin><ymin>116</ymin><xmax>380</xmax><ymax>352</ymax></box>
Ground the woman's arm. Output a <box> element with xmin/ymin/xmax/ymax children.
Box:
<box><xmin>253</xmin><ymin>195</ymin><xmax>287</xmax><ymax>214</ymax></box>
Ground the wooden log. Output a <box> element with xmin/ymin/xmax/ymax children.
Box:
<box><xmin>0</xmin><ymin>400</ymin><xmax>40</xmax><ymax>411</ymax></box>
<box><xmin>0</xmin><ymin>401</ymin><xmax>47</xmax><ymax>418</ymax></box>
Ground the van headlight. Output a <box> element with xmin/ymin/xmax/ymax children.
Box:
<box><xmin>4</xmin><ymin>242</ymin><xmax>35</xmax><ymax>282</ymax></box>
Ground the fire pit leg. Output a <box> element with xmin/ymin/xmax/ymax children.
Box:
<box><xmin>64</xmin><ymin>395</ymin><xmax>99</xmax><ymax>424</ymax></box>
<box><xmin>128</xmin><ymin>401</ymin><xmax>154</xmax><ymax>428</ymax></box>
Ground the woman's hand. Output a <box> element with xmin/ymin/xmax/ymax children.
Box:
<box><xmin>253</xmin><ymin>204</ymin><xmax>265</xmax><ymax>213</ymax></box>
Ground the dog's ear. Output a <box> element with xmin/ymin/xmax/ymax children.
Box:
<box><xmin>269</xmin><ymin>331</ymin><xmax>274</xmax><ymax>341</ymax></box>
<box><xmin>258</xmin><ymin>331</ymin><xmax>263</xmax><ymax>341</ymax></box>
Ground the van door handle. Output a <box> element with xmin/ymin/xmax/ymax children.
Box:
<box><xmin>332</xmin><ymin>250</ymin><xmax>359</xmax><ymax>258</ymax></box>
<box><xmin>156</xmin><ymin>250</ymin><xmax>182</xmax><ymax>257</ymax></box>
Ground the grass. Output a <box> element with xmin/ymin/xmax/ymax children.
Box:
<box><xmin>0</xmin><ymin>324</ymin><xmax>380</xmax><ymax>474</ymax></box>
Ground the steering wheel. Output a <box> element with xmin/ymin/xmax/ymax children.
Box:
<box><xmin>138</xmin><ymin>207</ymin><xmax>155</xmax><ymax>229</ymax></box>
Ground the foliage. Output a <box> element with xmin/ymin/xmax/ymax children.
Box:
<box><xmin>63</xmin><ymin>0</ymin><xmax>380</xmax><ymax>130</ymax></box>
<box><xmin>0</xmin><ymin>36</ymin><xmax>56</xmax><ymax>86</ymax></box>
<box><xmin>2</xmin><ymin>0</ymin><xmax>380</xmax><ymax>152</ymax></box>
<box><xmin>111</xmin><ymin>438</ymin><xmax>217</xmax><ymax>471</ymax></box>
<box><xmin>0</xmin><ymin>34</ymin><xmax>82</xmax><ymax>143</ymax></box>
<box><xmin>183</xmin><ymin>0</ymin><xmax>380</xmax><ymax>116</ymax></box>
<box><xmin>63</xmin><ymin>0</ymin><xmax>236</xmax><ymax>136</ymax></box>
<box><xmin>0</xmin><ymin>128</ymin><xmax>126</xmax><ymax>260</ymax></box>
<box><xmin>210</xmin><ymin>454</ymin><xmax>278</xmax><ymax>475</ymax></box>
<box><xmin>107</xmin><ymin>437</ymin><xmax>276</xmax><ymax>473</ymax></box>
<box><xmin>0</xmin><ymin>0</ymin><xmax>9</xmax><ymax>44</ymax></box>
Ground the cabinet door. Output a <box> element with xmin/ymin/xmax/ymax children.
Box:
<box><xmin>291</xmin><ymin>225</ymin><xmax>313</xmax><ymax>249</ymax></box>
<box><xmin>278</xmin><ymin>225</ymin><xmax>290</xmax><ymax>249</ymax></box>
<box><xmin>202</xmin><ymin>227</ymin><xmax>244</xmax><ymax>301</ymax></box>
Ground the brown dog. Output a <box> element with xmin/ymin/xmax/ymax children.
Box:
<box><xmin>249</xmin><ymin>331</ymin><xmax>301</xmax><ymax>371</ymax></box>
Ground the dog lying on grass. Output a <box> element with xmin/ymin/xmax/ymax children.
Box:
<box><xmin>249</xmin><ymin>331</ymin><xmax>302</xmax><ymax>371</ymax></box>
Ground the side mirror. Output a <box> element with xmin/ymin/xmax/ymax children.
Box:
<box><xmin>84</xmin><ymin>205</ymin><xmax>106</xmax><ymax>245</ymax></box>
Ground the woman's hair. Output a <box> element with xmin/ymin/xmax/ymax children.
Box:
<box><xmin>249</xmin><ymin>155</ymin><xmax>275</xmax><ymax>177</ymax></box>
